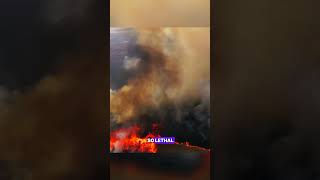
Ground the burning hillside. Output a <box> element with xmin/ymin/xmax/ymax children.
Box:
<box><xmin>110</xmin><ymin>125</ymin><xmax>158</xmax><ymax>153</ymax></box>
<box><xmin>110</xmin><ymin>28</ymin><xmax>210</xmax><ymax>152</ymax></box>
<box><xmin>109</xmin><ymin>124</ymin><xmax>211</xmax><ymax>153</ymax></box>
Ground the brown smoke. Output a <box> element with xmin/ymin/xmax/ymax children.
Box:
<box><xmin>0</xmin><ymin>55</ymin><xmax>106</xmax><ymax>180</ymax></box>
<box><xmin>110</xmin><ymin>28</ymin><xmax>210</xmax><ymax>124</ymax></box>
<box><xmin>110</xmin><ymin>44</ymin><xmax>180</xmax><ymax>122</ymax></box>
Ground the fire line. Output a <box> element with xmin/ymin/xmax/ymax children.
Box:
<box><xmin>110</xmin><ymin>125</ymin><xmax>210</xmax><ymax>153</ymax></box>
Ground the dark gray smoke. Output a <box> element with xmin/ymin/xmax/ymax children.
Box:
<box><xmin>0</xmin><ymin>0</ymin><xmax>102</xmax><ymax>90</ymax></box>
<box><xmin>0</xmin><ymin>1</ymin><xmax>106</xmax><ymax>180</ymax></box>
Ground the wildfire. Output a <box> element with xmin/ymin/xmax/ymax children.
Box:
<box><xmin>110</xmin><ymin>125</ymin><xmax>159</xmax><ymax>153</ymax></box>
<box><xmin>110</xmin><ymin>124</ymin><xmax>210</xmax><ymax>153</ymax></box>
<box><xmin>174</xmin><ymin>141</ymin><xmax>211</xmax><ymax>152</ymax></box>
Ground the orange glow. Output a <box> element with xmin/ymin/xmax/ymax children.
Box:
<box><xmin>110</xmin><ymin>124</ymin><xmax>210</xmax><ymax>153</ymax></box>
<box><xmin>110</xmin><ymin>125</ymin><xmax>159</xmax><ymax>153</ymax></box>
<box><xmin>174</xmin><ymin>141</ymin><xmax>210</xmax><ymax>152</ymax></box>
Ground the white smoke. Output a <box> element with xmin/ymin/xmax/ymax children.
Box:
<box><xmin>123</xmin><ymin>56</ymin><xmax>141</xmax><ymax>70</ymax></box>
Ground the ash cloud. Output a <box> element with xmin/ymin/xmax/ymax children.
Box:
<box><xmin>110</xmin><ymin>28</ymin><xmax>210</xmax><ymax>148</ymax></box>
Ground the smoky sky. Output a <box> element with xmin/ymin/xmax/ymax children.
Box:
<box><xmin>110</xmin><ymin>0</ymin><xmax>210</xmax><ymax>27</ymax></box>
<box><xmin>0</xmin><ymin>0</ymin><xmax>103</xmax><ymax>90</ymax></box>
<box><xmin>110</xmin><ymin>28</ymin><xmax>138</xmax><ymax>89</ymax></box>
<box><xmin>0</xmin><ymin>1</ymin><xmax>107</xmax><ymax>180</ymax></box>
<box><xmin>110</xmin><ymin>28</ymin><xmax>168</xmax><ymax>89</ymax></box>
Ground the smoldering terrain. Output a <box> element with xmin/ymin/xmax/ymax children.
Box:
<box><xmin>0</xmin><ymin>1</ymin><xmax>106</xmax><ymax>180</ymax></box>
<box><xmin>110</xmin><ymin>153</ymin><xmax>210</xmax><ymax>180</ymax></box>
<box><xmin>110</xmin><ymin>28</ymin><xmax>210</xmax><ymax>150</ymax></box>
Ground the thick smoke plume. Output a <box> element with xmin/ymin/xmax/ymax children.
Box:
<box><xmin>110</xmin><ymin>28</ymin><xmax>210</xmax><ymax>148</ymax></box>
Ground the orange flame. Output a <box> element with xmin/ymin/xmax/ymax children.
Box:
<box><xmin>110</xmin><ymin>124</ymin><xmax>210</xmax><ymax>153</ymax></box>
<box><xmin>110</xmin><ymin>126</ymin><xmax>159</xmax><ymax>153</ymax></box>
<box><xmin>174</xmin><ymin>141</ymin><xmax>211</xmax><ymax>152</ymax></box>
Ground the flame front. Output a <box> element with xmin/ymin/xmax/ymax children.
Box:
<box><xmin>110</xmin><ymin>126</ymin><xmax>158</xmax><ymax>153</ymax></box>
<box><xmin>110</xmin><ymin>124</ymin><xmax>210</xmax><ymax>153</ymax></box>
